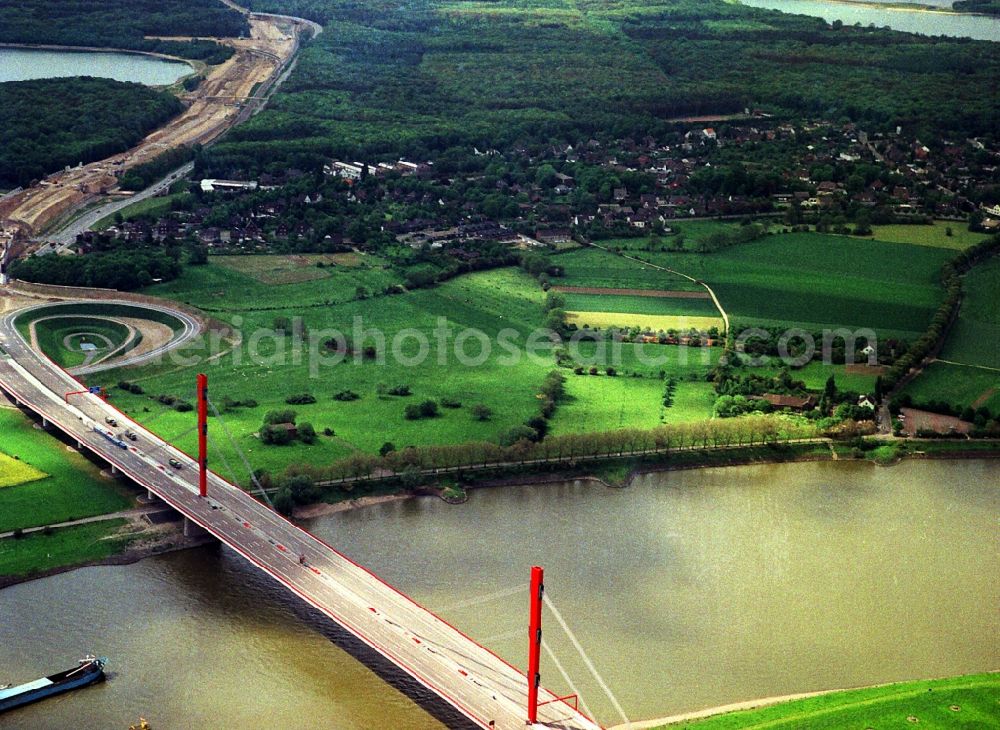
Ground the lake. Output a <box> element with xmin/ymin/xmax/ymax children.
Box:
<box><xmin>740</xmin><ymin>0</ymin><xmax>1000</xmax><ymax>41</ymax></box>
<box><xmin>0</xmin><ymin>459</ymin><xmax>996</xmax><ymax>728</ymax></box>
<box><xmin>0</xmin><ymin>47</ymin><xmax>192</xmax><ymax>86</ymax></box>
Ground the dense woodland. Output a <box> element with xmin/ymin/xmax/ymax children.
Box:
<box><xmin>0</xmin><ymin>0</ymin><xmax>248</xmax><ymax>62</ymax></box>
<box><xmin>0</xmin><ymin>78</ymin><xmax>183</xmax><ymax>188</ymax></box>
<box><xmin>207</xmin><ymin>0</ymin><xmax>1000</xmax><ymax>178</ymax></box>
<box><xmin>953</xmin><ymin>0</ymin><xmax>1000</xmax><ymax>15</ymax></box>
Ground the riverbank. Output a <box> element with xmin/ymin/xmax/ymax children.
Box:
<box><xmin>0</xmin><ymin>520</ymin><xmax>213</xmax><ymax>590</ymax></box>
<box><xmin>628</xmin><ymin>671</ymin><xmax>1000</xmax><ymax>728</ymax></box>
<box><xmin>2</xmin><ymin>440</ymin><xmax>996</xmax><ymax>589</ymax></box>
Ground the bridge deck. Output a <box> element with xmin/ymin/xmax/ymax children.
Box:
<box><xmin>0</xmin><ymin>307</ymin><xmax>601</xmax><ymax>730</ymax></box>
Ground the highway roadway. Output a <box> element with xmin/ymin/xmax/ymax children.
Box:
<box><xmin>0</xmin><ymin>302</ymin><xmax>602</xmax><ymax>730</ymax></box>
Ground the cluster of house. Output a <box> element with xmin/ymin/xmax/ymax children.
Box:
<box><xmin>323</xmin><ymin>159</ymin><xmax>433</xmax><ymax>181</ymax></box>
<box><xmin>90</xmin><ymin>116</ymin><xmax>997</xmax><ymax>255</ymax></box>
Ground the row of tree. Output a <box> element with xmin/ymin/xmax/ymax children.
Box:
<box><xmin>277</xmin><ymin>414</ymin><xmax>819</xmax><ymax>487</ymax></box>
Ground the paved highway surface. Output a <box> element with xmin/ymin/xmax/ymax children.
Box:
<box><xmin>0</xmin><ymin>301</ymin><xmax>602</xmax><ymax>730</ymax></box>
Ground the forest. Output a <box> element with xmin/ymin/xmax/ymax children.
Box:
<box><xmin>0</xmin><ymin>0</ymin><xmax>248</xmax><ymax>62</ymax></box>
<box><xmin>9</xmin><ymin>235</ymin><xmax>183</xmax><ymax>290</ymax></box>
<box><xmin>204</xmin><ymin>0</ymin><xmax>1000</xmax><ymax>178</ymax></box>
<box><xmin>0</xmin><ymin>78</ymin><xmax>183</xmax><ymax>188</ymax></box>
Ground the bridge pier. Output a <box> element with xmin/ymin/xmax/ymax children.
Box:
<box><xmin>41</xmin><ymin>417</ymin><xmax>49</xmax><ymax>429</ymax></box>
<box><xmin>183</xmin><ymin>517</ymin><xmax>210</xmax><ymax>539</ymax></box>
<box><xmin>110</xmin><ymin>464</ymin><xmax>119</xmax><ymax>476</ymax></box>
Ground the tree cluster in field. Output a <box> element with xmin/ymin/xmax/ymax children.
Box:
<box><xmin>10</xmin><ymin>233</ymin><xmax>183</xmax><ymax>291</ymax></box>
<box><xmin>0</xmin><ymin>78</ymin><xmax>182</xmax><ymax>188</ymax></box>
<box><xmin>499</xmin><ymin>370</ymin><xmax>567</xmax><ymax>447</ymax></box>
<box><xmin>0</xmin><ymin>0</ymin><xmax>246</xmax><ymax>61</ymax></box>
<box><xmin>882</xmin><ymin>235</ymin><xmax>1000</xmax><ymax>392</ymax></box>
<box><xmin>204</xmin><ymin>0</ymin><xmax>998</xmax><ymax>181</ymax></box>
<box><xmin>259</xmin><ymin>409</ymin><xmax>316</xmax><ymax>446</ymax></box>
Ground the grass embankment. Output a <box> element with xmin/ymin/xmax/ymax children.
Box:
<box><xmin>655</xmin><ymin>672</ymin><xmax>1000</xmax><ymax>729</ymax></box>
<box><xmin>0</xmin><ymin>409</ymin><xmax>132</xmax><ymax>532</ymax></box>
<box><xmin>0</xmin><ymin>519</ymin><xmax>135</xmax><ymax>580</ymax></box>
<box><xmin>31</xmin><ymin>316</ymin><xmax>132</xmax><ymax>368</ymax></box>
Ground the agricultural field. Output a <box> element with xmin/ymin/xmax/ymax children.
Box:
<box><xmin>869</xmin><ymin>221</ymin><xmax>990</xmax><ymax>251</ymax></box>
<box><xmin>903</xmin><ymin>362</ymin><xmax>1000</xmax><ymax>414</ymax></box>
<box><xmin>608</xmin><ymin>232</ymin><xmax>952</xmax><ymax>338</ymax></box>
<box><xmin>938</xmin><ymin>256</ymin><xmax>1000</xmax><ymax>369</ymax></box>
<box><xmin>661</xmin><ymin>672</ymin><xmax>1000</xmax><ymax>729</ymax></box>
<box><xmin>549</xmin><ymin>375</ymin><xmax>665</xmax><ymax>435</ymax></box>
<box><xmin>560</xmin><ymin>292</ymin><xmax>720</xmax><ymax>318</ymax></box>
<box><xmin>758</xmin><ymin>360</ymin><xmax>882</xmax><ymax>395</ymax></box>
<box><xmin>0</xmin><ymin>408</ymin><xmax>132</xmax><ymax>532</ymax></box>
<box><xmin>555</xmin><ymin>247</ymin><xmax>702</xmax><ymax>292</ymax></box>
<box><xmin>569</xmin><ymin>340</ymin><xmax>721</xmax><ymax>378</ymax></box>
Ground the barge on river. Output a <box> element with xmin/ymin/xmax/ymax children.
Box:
<box><xmin>0</xmin><ymin>655</ymin><xmax>106</xmax><ymax>713</ymax></box>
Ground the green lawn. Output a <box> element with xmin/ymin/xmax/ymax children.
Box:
<box><xmin>869</xmin><ymin>221</ymin><xmax>990</xmax><ymax>250</ymax></box>
<box><xmin>569</xmin><ymin>341</ymin><xmax>721</xmax><ymax>378</ymax></box>
<box><xmin>0</xmin><ymin>519</ymin><xmax>132</xmax><ymax>578</ymax></box>
<box><xmin>0</xmin><ymin>409</ymin><xmax>133</xmax><ymax>532</ymax></box>
<box><xmin>660</xmin><ymin>672</ymin><xmax>1000</xmax><ymax>729</ymax></box>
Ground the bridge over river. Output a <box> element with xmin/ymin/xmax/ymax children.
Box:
<box><xmin>0</xmin><ymin>302</ymin><xmax>603</xmax><ymax>730</ymax></box>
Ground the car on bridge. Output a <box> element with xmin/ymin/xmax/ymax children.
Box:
<box><xmin>168</xmin><ymin>458</ymin><xmax>182</xmax><ymax>469</ymax></box>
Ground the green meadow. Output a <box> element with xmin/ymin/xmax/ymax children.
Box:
<box><xmin>870</xmin><ymin>221</ymin><xmax>990</xmax><ymax>250</ymax></box>
<box><xmin>0</xmin><ymin>408</ymin><xmax>132</xmax><ymax>532</ymax></box>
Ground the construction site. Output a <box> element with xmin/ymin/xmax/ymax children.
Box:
<box><xmin>0</xmin><ymin>11</ymin><xmax>310</xmax><ymax>257</ymax></box>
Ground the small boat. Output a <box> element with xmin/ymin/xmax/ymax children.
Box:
<box><xmin>0</xmin><ymin>655</ymin><xmax>106</xmax><ymax>713</ymax></box>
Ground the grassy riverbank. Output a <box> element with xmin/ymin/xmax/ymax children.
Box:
<box><xmin>649</xmin><ymin>672</ymin><xmax>1000</xmax><ymax>728</ymax></box>
<box><xmin>0</xmin><ymin>519</ymin><xmax>135</xmax><ymax>580</ymax></box>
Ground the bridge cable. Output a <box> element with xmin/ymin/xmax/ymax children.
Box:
<box><xmin>544</xmin><ymin>594</ymin><xmax>632</xmax><ymax>728</ymax></box>
<box><xmin>542</xmin><ymin>638</ymin><xmax>598</xmax><ymax>723</ymax></box>
<box><xmin>437</xmin><ymin>584</ymin><xmax>527</xmax><ymax>613</ymax></box>
<box><xmin>207</xmin><ymin>397</ymin><xmax>274</xmax><ymax>508</ymax></box>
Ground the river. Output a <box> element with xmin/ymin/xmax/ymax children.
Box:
<box><xmin>0</xmin><ymin>47</ymin><xmax>191</xmax><ymax>86</ymax></box>
<box><xmin>0</xmin><ymin>459</ymin><xmax>996</xmax><ymax>728</ymax></box>
<box><xmin>740</xmin><ymin>0</ymin><xmax>1000</xmax><ymax>41</ymax></box>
